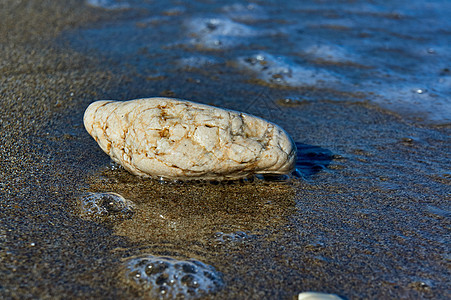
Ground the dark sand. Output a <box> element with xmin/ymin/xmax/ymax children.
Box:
<box><xmin>1</xmin><ymin>1</ymin><xmax>450</xmax><ymax>299</ymax></box>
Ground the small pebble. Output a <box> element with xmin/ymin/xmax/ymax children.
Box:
<box><xmin>298</xmin><ymin>291</ymin><xmax>343</xmax><ymax>300</ymax></box>
<box><xmin>414</xmin><ymin>88</ymin><xmax>427</xmax><ymax>94</ymax></box>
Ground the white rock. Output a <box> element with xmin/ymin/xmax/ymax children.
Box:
<box><xmin>84</xmin><ymin>97</ymin><xmax>296</xmax><ymax>180</ymax></box>
<box><xmin>298</xmin><ymin>292</ymin><xmax>343</xmax><ymax>300</ymax></box>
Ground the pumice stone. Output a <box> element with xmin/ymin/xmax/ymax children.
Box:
<box><xmin>84</xmin><ymin>97</ymin><xmax>296</xmax><ymax>180</ymax></box>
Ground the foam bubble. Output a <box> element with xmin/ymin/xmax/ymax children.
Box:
<box><xmin>78</xmin><ymin>192</ymin><xmax>135</xmax><ymax>222</ymax></box>
<box><xmin>214</xmin><ymin>231</ymin><xmax>248</xmax><ymax>244</ymax></box>
<box><xmin>121</xmin><ymin>255</ymin><xmax>224</xmax><ymax>299</ymax></box>
<box><xmin>237</xmin><ymin>52</ymin><xmax>339</xmax><ymax>87</ymax></box>
<box><xmin>86</xmin><ymin>0</ymin><xmax>130</xmax><ymax>10</ymax></box>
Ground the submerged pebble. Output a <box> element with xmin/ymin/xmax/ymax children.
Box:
<box><xmin>121</xmin><ymin>255</ymin><xmax>223</xmax><ymax>299</ymax></box>
<box><xmin>84</xmin><ymin>97</ymin><xmax>296</xmax><ymax>180</ymax></box>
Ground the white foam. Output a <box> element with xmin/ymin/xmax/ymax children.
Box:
<box><xmin>302</xmin><ymin>44</ymin><xmax>359</xmax><ymax>64</ymax></box>
<box><xmin>237</xmin><ymin>53</ymin><xmax>340</xmax><ymax>87</ymax></box>
<box><xmin>185</xmin><ymin>17</ymin><xmax>257</xmax><ymax>49</ymax></box>
<box><xmin>368</xmin><ymin>83</ymin><xmax>451</xmax><ymax>124</ymax></box>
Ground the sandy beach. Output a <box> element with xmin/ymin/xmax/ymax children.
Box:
<box><xmin>1</xmin><ymin>1</ymin><xmax>450</xmax><ymax>299</ymax></box>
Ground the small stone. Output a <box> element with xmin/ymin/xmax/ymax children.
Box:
<box><xmin>414</xmin><ymin>88</ymin><xmax>427</xmax><ymax>94</ymax></box>
<box><xmin>298</xmin><ymin>292</ymin><xmax>343</xmax><ymax>300</ymax></box>
<box><xmin>84</xmin><ymin>97</ymin><xmax>296</xmax><ymax>180</ymax></box>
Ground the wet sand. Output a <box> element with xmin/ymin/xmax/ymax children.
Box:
<box><xmin>1</xmin><ymin>1</ymin><xmax>450</xmax><ymax>299</ymax></box>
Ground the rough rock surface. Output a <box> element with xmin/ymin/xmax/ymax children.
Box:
<box><xmin>84</xmin><ymin>97</ymin><xmax>296</xmax><ymax>180</ymax></box>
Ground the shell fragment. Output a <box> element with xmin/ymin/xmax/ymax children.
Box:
<box><xmin>84</xmin><ymin>97</ymin><xmax>296</xmax><ymax>180</ymax></box>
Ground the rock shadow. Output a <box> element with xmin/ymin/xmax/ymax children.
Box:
<box><xmin>294</xmin><ymin>142</ymin><xmax>334</xmax><ymax>178</ymax></box>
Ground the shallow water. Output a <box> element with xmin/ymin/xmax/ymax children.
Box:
<box><xmin>70</xmin><ymin>0</ymin><xmax>451</xmax><ymax>125</ymax></box>
<box><xmin>1</xmin><ymin>1</ymin><xmax>450</xmax><ymax>299</ymax></box>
